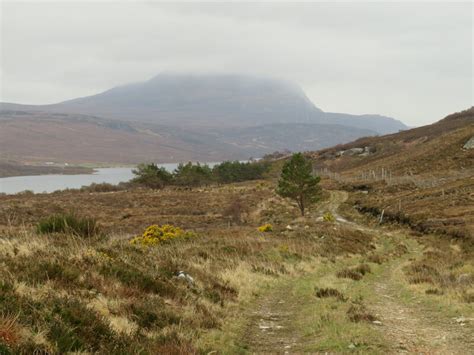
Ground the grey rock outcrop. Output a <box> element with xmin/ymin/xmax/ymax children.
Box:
<box><xmin>463</xmin><ymin>136</ymin><xmax>474</xmax><ymax>149</ymax></box>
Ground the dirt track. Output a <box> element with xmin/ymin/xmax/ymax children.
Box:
<box><xmin>242</xmin><ymin>191</ymin><xmax>473</xmax><ymax>353</ymax></box>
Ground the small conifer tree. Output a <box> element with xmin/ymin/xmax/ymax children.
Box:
<box><xmin>276</xmin><ymin>153</ymin><xmax>321</xmax><ymax>216</ymax></box>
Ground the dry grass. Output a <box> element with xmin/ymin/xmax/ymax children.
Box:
<box><xmin>402</xmin><ymin>235</ymin><xmax>474</xmax><ymax>302</ymax></box>
<box><xmin>0</xmin><ymin>314</ymin><xmax>21</xmax><ymax>348</ymax></box>
<box><xmin>0</xmin><ymin>180</ymin><xmax>376</xmax><ymax>353</ymax></box>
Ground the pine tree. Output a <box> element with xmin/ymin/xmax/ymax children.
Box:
<box><xmin>276</xmin><ymin>153</ymin><xmax>321</xmax><ymax>216</ymax></box>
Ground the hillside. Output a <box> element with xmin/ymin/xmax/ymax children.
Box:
<box><xmin>1</xmin><ymin>163</ymin><xmax>472</xmax><ymax>353</ymax></box>
<box><xmin>311</xmin><ymin>107</ymin><xmax>474</xmax><ymax>239</ymax></box>
<box><xmin>1</xmin><ymin>73</ymin><xmax>406</xmax><ymax>134</ymax></box>
<box><xmin>0</xmin><ymin>110</ymin><xmax>375</xmax><ymax>165</ymax></box>
<box><xmin>0</xmin><ymin>109</ymin><xmax>472</xmax><ymax>354</ymax></box>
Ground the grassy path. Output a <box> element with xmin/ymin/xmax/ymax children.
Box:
<box><xmin>239</xmin><ymin>191</ymin><xmax>473</xmax><ymax>354</ymax></box>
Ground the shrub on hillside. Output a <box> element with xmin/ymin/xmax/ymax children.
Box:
<box><xmin>131</xmin><ymin>163</ymin><xmax>172</xmax><ymax>189</ymax></box>
<box><xmin>130</xmin><ymin>224</ymin><xmax>195</xmax><ymax>247</ymax></box>
<box><xmin>173</xmin><ymin>162</ymin><xmax>213</xmax><ymax>187</ymax></box>
<box><xmin>213</xmin><ymin>160</ymin><xmax>270</xmax><ymax>183</ymax></box>
<box><xmin>80</xmin><ymin>182</ymin><xmax>127</xmax><ymax>193</ymax></box>
<box><xmin>323</xmin><ymin>212</ymin><xmax>335</xmax><ymax>222</ymax></box>
<box><xmin>36</xmin><ymin>214</ymin><xmax>100</xmax><ymax>238</ymax></box>
<box><xmin>130</xmin><ymin>160</ymin><xmax>270</xmax><ymax>189</ymax></box>
<box><xmin>223</xmin><ymin>197</ymin><xmax>248</xmax><ymax>225</ymax></box>
<box><xmin>258</xmin><ymin>223</ymin><xmax>273</xmax><ymax>232</ymax></box>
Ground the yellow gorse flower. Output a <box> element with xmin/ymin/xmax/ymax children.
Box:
<box><xmin>130</xmin><ymin>224</ymin><xmax>195</xmax><ymax>247</ymax></box>
<box><xmin>258</xmin><ymin>223</ymin><xmax>273</xmax><ymax>232</ymax></box>
<box><xmin>323</xmin><ymin>212</ymin><xmax>335</xmax><ymax>222</ymax></box>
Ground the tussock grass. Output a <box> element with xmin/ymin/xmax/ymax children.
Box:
<box><xmin>315</xmin><ymin>287</ymin><xmax>347</xmax><ymax>301</ymax></box>
<box><xmin>337</xmin><ymin>264</ymin><xmax>371</xmax><ymax>281</ymax></box>
<box><xmin>36</xmin><ymin>213</ymin><xmax>100</xmax><ymax>238</ymax></box>
<box><xmin>346</xmin><ymin>303</ymin><xmax>377</xmax><ymax>323</ymax></box>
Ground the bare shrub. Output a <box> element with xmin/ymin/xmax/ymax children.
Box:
<box><xmin>347</xmin><ymin>304</ymin><xmax>377</xmax><ymax>323</ymax></box>
<box><xmin>315</xmin><ymin>287</ymin><xmax>347</xmax><ymax>301</ymax></box>
<box><xmin>337</xmin><ymin>269</ymin><xmax>363</xmax><ymax>281</ymax></box>
<box><xmin>223</xmin><ymin>197</ymin><xmax>248</xmax><ymax>225</ymax></box>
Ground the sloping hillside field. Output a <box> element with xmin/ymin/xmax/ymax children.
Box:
<box><xmin>0</xmin><ymin>109</ymin><xmax>472</xmax><ymax>353</ymax></box>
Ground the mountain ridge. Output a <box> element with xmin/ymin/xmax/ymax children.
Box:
<box><xmin>0</xmin><ymin>73</ymin><xmax>406</xmax><ymax>134</ymax></box>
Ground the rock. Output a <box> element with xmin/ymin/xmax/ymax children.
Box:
<box><xmin>177</xmin><ymin>271</ymin><xmax>194</xmax><ymax>285</ymax></box>
<box><xmin>348</xmin><ymin>147</ymin><xmax>364</xmax><ymax>155</ymax></box>
<box><xmin>463</xmin><ymin>136</ymin><xmax>474</xmax><ymax>149</ymax></box>
<box><xmin>348</xmin><ymin>343</ymin><xmax>356</xmax><ymax>349</ymax></box>
<box><xmin>286</xmin><ymin>225</ymin><xmax>293</xmax><ymax>231</ymax></box>
<box><xmin>372</xmin><ymin>320</ymin><xmax>383</xmax><ymax>325</ymax></box>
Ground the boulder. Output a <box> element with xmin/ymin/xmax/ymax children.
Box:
<box><xmin>463</xmin><ymin>136</ymin><xmax>474</xmax><ymax>149</ymax></box>
<box><xmin>348</xmin><ymin>147</ymin><xmax>364</xmax><ymax>155</ymax></box>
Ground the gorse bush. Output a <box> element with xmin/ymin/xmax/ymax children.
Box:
<box><xmin>323</xmin><ymin>212</ymin><xmax>335</xmax><ymax>222</ymax></box>
<box><xmin>36</xmin><ymin>214</ymin><xmax>100</xmax><ymax>238</ymax></box>
<box><xmin>130</xmin><ymin>224</ymin><xmax>195</xmax><ymax>247</ymax></box>
<box><xmin>257</xmin><ymin>223</ymin><xmax>273</xmax><ymax>232</ymax></box>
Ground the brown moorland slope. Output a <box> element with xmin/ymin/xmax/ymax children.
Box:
<box><xmin>312</xmin><ymin>108</ymin><xmax>474</xmax><ymax>239</ymax></box>
<box><xmin>0</xmin><ymin>110</ymin><xmax>376</xmax><ymax>165</ymax></box>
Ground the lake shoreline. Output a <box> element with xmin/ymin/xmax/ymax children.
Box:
<box><xmin>0</xmin><ymin>162</ymin><xmax>231</xmax><ymax>194</ymax></box>
<box><xmin>0</xmin><ymin>163</ymin><xmax>96</xmax><ymax>179</ymax></box>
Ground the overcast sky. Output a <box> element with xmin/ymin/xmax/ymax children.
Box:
<box><xmin>1</xmin><ymin>1</ymin><xmax>472</xmax><ymax>126</ymax></box>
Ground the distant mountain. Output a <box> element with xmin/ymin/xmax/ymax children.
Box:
<box><xmin>0</xmin><ymin>73</ymin><xmax>407</xmax><ymax>134</ymax></box>
<box><xmin>0</xmin><ymin>73</ymin><xmax>410</xmax><ymax>164</ymax></box>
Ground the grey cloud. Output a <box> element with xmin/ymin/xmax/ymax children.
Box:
<box><xmin>1</xmin><ymin>1</ymin><xmax>472</xmax><ymax>126</ymax></box>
